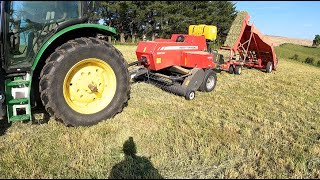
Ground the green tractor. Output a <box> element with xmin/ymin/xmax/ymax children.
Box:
<box><xmin>0</xmin><ymin>1</ymin><xmax>130</xmax><ymax>126</ymax></box>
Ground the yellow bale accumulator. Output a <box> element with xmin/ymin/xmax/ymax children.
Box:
<box><xmin>188</xmin><ymin>25</ymin><xmax>217</xmax><ymax>41</ymax></box>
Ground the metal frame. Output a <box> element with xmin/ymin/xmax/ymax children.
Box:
<box><xmin>218</xmin><ymin>13</ymin><xmax>277</xmax><ymax>71</ymax></box>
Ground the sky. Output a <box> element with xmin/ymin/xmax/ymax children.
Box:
<box><xmin>235</xmin><ymin>1</ymin><xmax>320</xmax><ymax>40</ymax></box>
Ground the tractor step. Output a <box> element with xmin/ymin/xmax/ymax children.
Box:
<box><xmin>8</xmin><ymin>98</ymin><xmax>29</xmax><ymax>105</ymax></box>
<box><xmin>6</xmin><ymin>80</ymin><xmax>30</xmax><ymax>87</ymax></box>
<box><xmin>9</xmin><ymin>114</ymin><xmax>31</xmax><ymax>122</ymax></box>
<box><xmin>5</xmin><ymin>73</ymin><xmax>32</xmax><ymax>123</ymax></box>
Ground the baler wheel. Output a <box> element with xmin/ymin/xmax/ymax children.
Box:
<box><xmin>185</xmin><ymin>90</ymin><xmax>196</xmax><ymax>100</ymax></box>
<box><xmin>199</xmin><ymin>70</ymin><xmax>217</xmax><ymax>92</ymax></box>
<box><xmin>39</xmin><ymin>37</ymin><xmax>130</xmax><ymax>126</ymax></box>
<box><xmin>234</xmin><ymin>66</ymin><xmax>242</xmax><ymax>75</ymax></box>
<box><xmin>266</xmin><ymin>61</ymin><xmax>273</xmax><ymax>73</ymax></box>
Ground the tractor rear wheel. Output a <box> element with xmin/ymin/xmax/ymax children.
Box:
<box><xmin>199</xmin><ymin>70</ymin><xmax>217</xmax><ymax>92</ymax></box>
<box><xmin>39</xmin><ymin>37</ymin><xmax>130</xmax><ymax>126</ymax></box>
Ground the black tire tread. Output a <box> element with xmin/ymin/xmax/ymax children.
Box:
<box><xmin>39</xmin><ymin>37</ymin><xmax>130</xmax><ymax>126</ymax></box>
<box><xmin>266</xmin><ymin>61</ymin><xmax>273</xmax><ymax>73</ymax></box>
<box><xmin>228</xmin><ymin>65</ymin><xmax>234</xmax><ymax>74</ymax></box>
<box><xmin>199</xmin><ymin>69</ymin><xmax>217</xmax><ymax>92</ymax></box>
<box><xmin>234</xmin><ymin>66</ymin><xmax>242</xmax><ymax>75</ymax></box>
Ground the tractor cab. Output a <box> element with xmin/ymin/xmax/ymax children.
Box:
<box><xmin>0</xmin><ymin>1</ymin><xmax>128</xmax><ymax>126</ymax></box>
<box><xmin>1</xmin><ymin>1</ymin><xmax>89</xmax><ymax>72</ymax></box>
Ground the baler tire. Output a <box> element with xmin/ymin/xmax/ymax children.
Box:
<box><xmin>185</xmin><ymin>90</ymin><xmax>196</xmax><ymax>100</ymax></box>
<box><xmin>266</xmin><ymin>61</ymin><xmax>273</xmax><ymax>73</ymax></box>
<box><xmin>199</xmin><ymin>70</ymin><xmax>217</xmax><ymax>92</ymax></box>
<box><xmin>234</xmin><ymin>66</ymin><xmax>242</xmax><ymax>75</ymax></box>
<box><xmin>39</xmin><ymin>37</ymin><xmax>130</xmax><ymax>127</ymax></box>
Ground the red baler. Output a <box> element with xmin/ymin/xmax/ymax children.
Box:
<box><xmin>129</xmin><ymin>12</ymin><xmax>277</xmax><ymax>100</ymax></box>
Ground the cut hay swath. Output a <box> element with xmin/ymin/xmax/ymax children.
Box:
<box><xmin>218</xmin><ymin>11</ymin><xmax>248</xmax><ymax>61</ymax></box>
<box><xmin>223</xmin><ymin>11</ymin><xmax>248</xmax><ymax>47</ymax></box>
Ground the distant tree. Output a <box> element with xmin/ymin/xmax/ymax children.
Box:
<box><xmin>100</xmin><ymin>1</ymin><xmax>147</xmax><ymax>43</ymax></box>
<box><xmin>212</xmin><ymin>1</ymin><xmax>237</xmax><ymax>44</ymax></box>
<box><xmin>139</xmin><ymin>1</ymin><xmax>165</xmax><ymax>40</ymax></box>
<box><xmin>312</xmin><ymin>34</ymin><xmax>320</xmax><ymax>47</ymax></box>
<box><xmin>96</xmin><ymin>1</ymin><xmax>237</xmax><ymax>43</ymax></box>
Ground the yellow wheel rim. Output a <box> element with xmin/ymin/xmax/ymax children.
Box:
<box><xmin>63</xmin><ymin>58</ymin><xmax>116</xmax><ymax>114</ymax></box>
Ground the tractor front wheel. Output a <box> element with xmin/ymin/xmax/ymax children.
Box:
<box><xmin>39</xmin><ymin>37</ymin><xmax>130</xmax><ymax>126</ymax></box>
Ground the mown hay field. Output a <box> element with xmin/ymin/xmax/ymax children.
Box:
<box><xmin>0</xmin><ymin>45</ymin><xmax>319</xmax><ymax>178</ymax></box>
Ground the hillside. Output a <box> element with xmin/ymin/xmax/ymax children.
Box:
<box><xmin>265</xmin><ymin>35</ymin><xmax>313</xmax><ymax>47</ymax></box>
<box><xmin>0</xmin><ymin>45</ymin><xmax>319</xmax><ymax>178</ymax></box>
<box><xmin>275</xmin><ymin>43</ymin><xmax>320</xmax><ymax>67</ymax></box>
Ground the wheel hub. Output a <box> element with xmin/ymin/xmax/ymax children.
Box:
<box><xmin>63</xmin><ymin>58</ymin><xmax>117</xmax><ymax>114</ymax></box>
<box><xmin>189</xmin><ymin>92</ymin><xmax>195</xmax><ymax>100</ymax></box>
<box><xmin>206</xmin><ymin>75</ymin><xmax>216</xmax><ymax>89</ymax></box>
<box><xmin>88</xmin><ymin>83</ymin><xmax>98</xmax><ymax>93</ymax></box>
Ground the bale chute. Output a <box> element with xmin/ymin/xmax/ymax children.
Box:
<box><xmin>219</xmin><ymin>11</ymin><xmax>278</xmax><ymax>71</ymax></box>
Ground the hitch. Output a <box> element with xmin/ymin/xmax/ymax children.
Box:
<box><xmin>128</xmin><ymin>57</ymin><xmax>149</xmax><ymax>80</ymax></box>
<box><xmin>128</xmin><ymin>57</ymin><xmax>147</xmax><ymax>67</ymax></box>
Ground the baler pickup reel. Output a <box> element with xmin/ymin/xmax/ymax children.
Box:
<box><xmin>129</xmin><ymin>62</ymin><xmax>208</xmax><ymax>100</ymax></box>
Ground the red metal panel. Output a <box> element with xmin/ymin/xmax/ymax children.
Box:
<box><xmin>181</xmin><ymin>51</ymin><xmax>216</xmax><ymax>69</ymax></box>
<box><xmin>136</xmin><ymin>41</ymin><xmax>157</xmax><ymax>70</ymax></box>
<box><xmin>136</xmin><ymin>35</ymin><xmax>211</xmax><ymax>71</ymax></box>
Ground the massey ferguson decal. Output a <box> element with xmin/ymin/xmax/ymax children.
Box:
<box><xmin>159</xmin><ymin>46</ymin><xmax>198</xmax><ymax>50</ymax></box>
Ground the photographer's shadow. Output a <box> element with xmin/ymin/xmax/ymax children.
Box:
<box><xmin>108</xmin><ymin>137</ymin><xmax>163</xmax><ymax>179</ymax></box>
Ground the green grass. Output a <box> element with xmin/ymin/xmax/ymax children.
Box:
<box><xmin>0</xmin><ymin>45</ymin><xmax>320</xmax><ymax>178</ymax></box>
<box><xmin>275</xmin><ymin>43</ymin><xmax>320</xmax><ymax>67</ymax></box>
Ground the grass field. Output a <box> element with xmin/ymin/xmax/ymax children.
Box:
<box><xmin>275</xmin><ymin>43</ymin><xmax>320</xmax><ymax>67</ymax></box>
<box><xmin>0</xmin><ymin>45</ymin><xmax>319</xmax><ymax>178</ymax></box>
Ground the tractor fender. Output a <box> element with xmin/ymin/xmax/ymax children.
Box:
<box><xmin>29</xmin><ymin>24</ymin><xmax>117</xmax><ymax>108</ymax></box>
<box><xmin>31</xmin><ymin>24</ymin><xmax>116</xmax><ymax>71</ymax></box>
